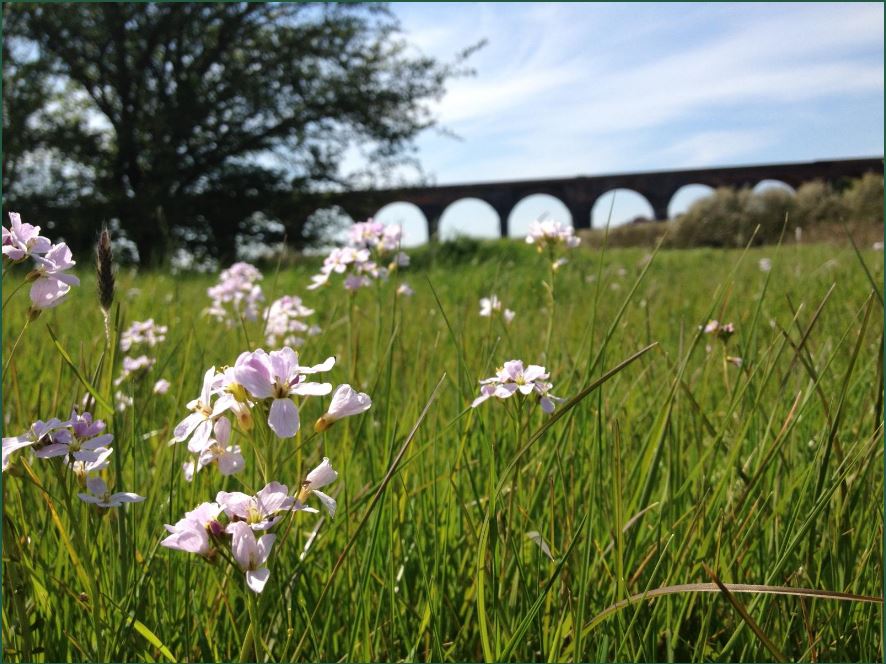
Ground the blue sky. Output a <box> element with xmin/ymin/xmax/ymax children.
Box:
<box><xmin>360</xmin><ymin>2</ymin><xmax>884</xmax><ymax>244</ymax></box>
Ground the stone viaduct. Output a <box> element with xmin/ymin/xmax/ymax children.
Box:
<box><xmin>300</xmin><ymin>157</ymin><xmax>883</xmax><ymax>239</ymax></box>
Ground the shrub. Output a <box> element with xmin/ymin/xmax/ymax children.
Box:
<box><xmin>579</xmin><ymin>220</ymin><xmax>669</xmax><ymax>248</ymax></box>
<box><xmin>842</xmin><ymin>173</ymin><xmax>884</xmax><ymax>224</ymax></box>
<box><xmin>794</xmin><ymin>180</ymin><xmax>845</xmax><ymax>226</ymax></box>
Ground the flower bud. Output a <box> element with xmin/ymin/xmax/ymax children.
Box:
<box><xmin>314</xmin><ymin>415</ymin><xmax>332</xmax><ymax>433</ymax></box>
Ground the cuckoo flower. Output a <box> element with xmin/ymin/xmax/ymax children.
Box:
<box><xmin>703</xmin><ymin>320</ymin><xmax>735</xmax><ymax>342</ymax></box>
<box><xmin>28</xmin><ymin>242</ymin><xmax>80</xmax><ymax>309</ymax></box>
<box><xmin>479</xmin><ymin>295</ymin><xmax>515</xmax><ymax>324</ymax></box>
<box><xmin>472</xmin><ymin>360</ymin><xmax>561</xmax><ymax>413</ymax></box>
<box><xmin>2</xmin><ymin>212</ymin><xmax>52</xmax><ymax>262</ymax></box>
<box><xmin>2</xmin><ymin>418</ymin><xmax>68</xmax><ymax>471</ymax></box>
<box><xmin>67</xmin><ymin>447</ymin><xmax>114</xmax><ymax>477</ymax></box>
<box><xmin>233</xmin><ymin>347</ymin><xmax>334</xmax><ymax>438</ymax></box>
<box><xmin>183</xmin><ymin>417</ymin><xmax>245</xmax><ymax>481</ymax></box>
<box><xmin>120</xmin><ymin>318</ymin><xmax>168</xmax><ymax>352</ymax></box>
<box><xmin>216</xmin><ymin>481</ymin><xmax>295</xmax><ymax>530</ymax></box>
<box><xmin>173</xmin><ymin>367</ymin><xmax>232</xmax><ymax>453</ymax></box>
<box><xmin>161</xmin><ymin>501</ymin><xmax>225</xmax><ymax>557</ymax></box>
<box><xmin>34</xmin><ymin>410</ymin><xmax>112</xmax><ymax>460</ymax></box>
<box><xmin>264</xmin><ymin>295</ymin><xmax>320</xmax><ymax>347</ymax></box>
<box><xmin>296</xmin><ymin>457</ymin><xmax>339</xmax><ymax>517</ymax></box>
<box><xmin>525</xmin><ymin>219</ymin><xmax>581</xmax><ymax>250</ymax></box>
<box><xmin>314</xmin><ymin>384</ymin><xmax>371</xmax><ymax>432</ymax></box>
<box><xmin>205</xmin><ymin>262</ymin><xmax>264</xmax><ymax>323</ymax></box>
<box><xmin>78</xmin><ymin>476</ymin><xmax>145</xmax><ymax>508</ymax></box>
<box><xmin>227</xmin><ymin>521</ymin><xmax>276</xmax><ymax>593</ymax></box>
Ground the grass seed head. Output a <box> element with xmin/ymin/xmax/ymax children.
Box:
<box><xmin>96</xmin><ymin>227</ymin><xmax>115</xmax><ymax>313</ymax></box>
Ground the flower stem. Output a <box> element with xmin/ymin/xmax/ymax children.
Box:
<box><xmin>1</xmin><ymin>278</ymin><xmax>27</xmax><ymax>312</ymax></box>
<box><xmin>247</xmin><ymin>591</ymin><xmax>265</xmax><ymax>661</ymax></box>
<box><xmin>544</xmin><ymin>256</ymin><xmax>557</xmax><ymax>362</ymax></box>
<box><xmin>2</xmin><ymin>317</ymin><xmax>30</xmax><ymax>383</ymax></box>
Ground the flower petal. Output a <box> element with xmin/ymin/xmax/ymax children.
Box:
<box><xmin>246</xmin><ymin>567</ymin><xmax>270</xmax><ymax>593</ymax></box>
<box><xmin>268</xmin><ymin>398</ymin><xmax>299</xmax><ymax>439</ymax></box>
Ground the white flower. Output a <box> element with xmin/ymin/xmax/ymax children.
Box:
<box><xmin>173</xmin><ymin>367</ymin><xmax>234</xmax><ymax>453</ymax></box>
<box><xmin>227</xmin><ymin>521</ymin><xmax>276</xmax><ymax>593</ymax></box>
<box><xmin>78</xmin><ymin>476</ymin><xmax>145</xmax><ymax>508</ymax></box>
<box><xmin>525</xmin><ymin>219</ymin><xmax>580</xmax><ymax>249</ymax></box>
<box><xmin>297</xmin><ymin>457</ymin><xmax>338</xmax><ymax>517</ymax></box>
<box><xmin>396</xmin><ymin>282</ymin><xmax>414</xmax><ymax>297</ymax></box>
<box><xmin>2</xmin><ymin>418</ymin><xmax>67</xmax><ymax>471</ymax></box>
<box><xmin>314</xmin><ymin>384</ymin><xmax>371</xmax><ymax>432</ymax></box>
<box><xmin>153</xmin><ymin>379</ymin><xmax>171</xmax><ymax>395</ymax></box>
<box><xmin>472</xmin><ymin>360</ymin><xmax>561</xmax><ymax>413</ymax></box>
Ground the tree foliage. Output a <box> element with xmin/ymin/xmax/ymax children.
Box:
<box><xmin>3</xmin><ymin>3</ymin><xmax>473</xmax><ymax>262</ymax></box>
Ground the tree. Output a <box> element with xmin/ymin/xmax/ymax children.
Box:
<box><xmin>3</xmin><ymin>3</ymin><xmax>473</xmax><ymax>263</ymax></box>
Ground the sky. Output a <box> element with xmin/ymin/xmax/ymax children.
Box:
<box><xmin>353</xmin><ymin>2</ymin><xmax>884</xmax><ymax>245</ymax></box>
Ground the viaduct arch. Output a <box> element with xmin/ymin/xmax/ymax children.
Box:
<box><xmin>298</xmin><ymin>157</ymin><xmax>883</xmax><ymax>240</ymax></box>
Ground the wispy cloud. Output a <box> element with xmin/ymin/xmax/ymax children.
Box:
<box><xmin>375</xmin><ymin>3</ymin><xmax>884</xmax><ymax>238</ymax></box>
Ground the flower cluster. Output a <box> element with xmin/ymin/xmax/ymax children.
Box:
<box><xmin>2</xmin><ymin>409</ymin><xmax>143</xmax><ymax>507</ymax></box>
<box><xmin>173</xmin><ymin>347</ymin><xmax>370</xmax><ymax>479</ymax></box>
<box><xmin>308</xmin><ymin>220</ymin><xmax>409</xmax><ymax>291</ymax></box>
<box><xmin>2</xmin><ymin>212</ymin><xmax>80</xmax><ymax>310</ymax></box>
<box><xmin>471</xmin><ymin>360</ymin><xmax>561</xmax><ymax>413</ymax></box>
<box><xmin>264</xmin><ymin>295</ymin><xmax>321</xmax><ymax>347</ymax></box>
<box><xmin>703</xmin><ymin>319</ymin><xmax>735</xmax><ymax>341</ymax></box>
<box><xmin>120</xmin><ymin>318</ymin><xmax>168</xmax><ymax>352</ymax></box>
<box><xmin>347</xmin><ymin>220</ymin><xmax>405</xmax><ymax>256</ymax></box>
<box><xmin>114</xmin><ymin>318</ymin><xmax>170</xmax><ymax>410</ymax></box>
<box><xmin>703</xmin><ymin>320</ymin><xmax>742</xmax><ymax>367</ymax></box>
<box><xmin>161</xmin><ymin>459</ymin><xmax>338</xmax><ymax>593</ymax></box>
<box><xmin>206</xmin><ymin>261</ymin><xmax>264</xmax><ymax>323</ymax></box>
<box><xmin>479</xmin><ymin>295</ymin><xmax>515</xmax><ymax>324</ymax></box>
<box><xmin>525</xmin><ymin>219</ymin><xmax>581</xmax><ymax>252</ymax></box>
<box><xmin>163</xmin><ymin>342</ymin><xmax>370</xmax><ymax>593</ymax></box>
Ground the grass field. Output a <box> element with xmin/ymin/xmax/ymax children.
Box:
<box><xmin>2</xmin><ymin>238</ymin><xmax>883</xmax><ymax>661</ymax></box>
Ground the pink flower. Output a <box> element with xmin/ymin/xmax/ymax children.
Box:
<box><xmin>227</xmin><ymin>521</ymin><xmax>276</xmax><ymax>593</ymax></box>
<box><xmin>232</xmin><ymin>348</ymin><xmax>333</xmax><ymax>438</ymax></box>
<box><xmin>314</xmin><ymin>384</ymin><xmax>371</xmax><ymax>432</ymax></box>
<box><xmin>67</xmin><ymin>446</ymin><xmax>113</xmax><ymax>477</ymax></box>
<box><xmin>161</xmin><ymin>502</ymin><xmax>224</xmax><ymax>557</ymax></box>
<box><xmin>173</xmin><ymin>367</ymin><xmax>233</xmax><ymax>453</ymax></box>
<box><xmin>2</xmin><ymin>212</ymin><xmax>52</xmax><ymax>263</ymax></box>
<box><xmin>479</xmin><ymin>295</ymin><xmax>515</xmax><ymax>324</ymax></box>
<box><xmin>114</xmin><ymin>355</ymin><xmax>157</xmax><ymax>386</ymax></box>
<box><xmin>28</xmin><ymin>242</ymin><xmax>80</xmax><ymax>309</ymax></box>
<box><xmin>77</xmin><ymin>476</ymin><xmax>145</xmax><ymax>508</ymax></box>
<box><xmin>296</xmin><ymin>457</ymin><xmax>338</xmax><ymax>517</ymax></box>
<box><xmin>472</xmin><ymin>360</ymin><xmax>561</xmax><ymax>413</ymax></box>
<box><xmin>33</xmin><ymin>409</ymin><xmax>112</xmax><ymax>460</ymax></box>
<box><xmin>525</xmin><ymin>219</ymin><xmax>580</xmax><ymax>250</ymax></box>
<box><xmin>216</xmin><ymin>481</ymin><xmax>295</xmax><ymax>530</ymax></box>
<box><xmin>153</xmin><ymin>379</ymin><xmax>171</xmax><ymax>395</ymax></box>
<box><xmin>182</xmin><ymin>417</ymin><xmax>244</xmax><ymax>481</ymax></box>
<box><xmin>205</xmin><ymin>262</ymin><xmax>264</xmax><ymax>323</ymax></box>
<box><xmin>264</xmin><ymin>295</ymin><xmax>319</xmax><ymax>347</ymax></box>
<box><xmin>396</xmin><ymin>282</ymin><xmax>414</xmax><ymax>297</ymax></box>
<box><xmin>2</xmin><ymin>418</ymin><xmax>67</xmax><ymax>471</ymax></box>
<box><xmin>120</xmin><ymin>319</ymin><xmax>168</xmax><ymax>352</ymax></box>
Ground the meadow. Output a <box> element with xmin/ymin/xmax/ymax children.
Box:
<box><xmin>2</xmin><ymin>225</ymin><xmax>883</xmax><ymax>662</ymax></box>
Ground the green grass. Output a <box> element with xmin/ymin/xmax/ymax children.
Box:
<box><xmin>2</xmin><ymin>240</ymin><xmax>883</xmax><ymax>661</ymax></box>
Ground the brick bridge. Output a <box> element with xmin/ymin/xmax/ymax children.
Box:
<box><xmin>302</xmin><ymin>156</ymin><xmax>883</xmax><ymax>238</ymax></box>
